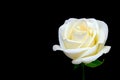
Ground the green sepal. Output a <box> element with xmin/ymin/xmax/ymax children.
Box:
<box><xmin>85</xmin><ymin>59</ymin><xmax>104</xmax><ymax>68</ymax></box>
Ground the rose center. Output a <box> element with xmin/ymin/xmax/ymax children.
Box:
<box><xmin>67</xmin><ymin>21</ymin><xmax>95</xmax><ymax>47</ymax></box>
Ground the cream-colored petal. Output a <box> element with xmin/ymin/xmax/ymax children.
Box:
<box><xmin>64</xmin><ymin>48</ymin><xmax>88</xmax><ymax>59</ymax></box>
<box><xmin>70</xmin><ymin>29</ymin><xmax>87</xmax><ymax>42</ymax></box>
<box><xmin>86</xmin><ymin>31</ymin><xmax>96</xmax><ymax>47</ymax></box>
<box><xmin>63</xmin><ymin>39</ymin><xmax>81</xmax><ymax>49</ymax></box>
<box><xmin>59</xmin><ymin>25</ymin><xmax>65</xmax><ymax>49</ymax></box>
<box><xmin>85</xmin><ymin>19</ymin><xmax>99</xmax><ymax>47</ymax></box>
<box><xmin>103</xmin><ymin>46</ymin><xmax>111</xmax><ymax>54</ymax></box>
<box><xmin>53</xmin><ymin>45</ymin><xmax>63</xmax><ymax>51</ymax></box>
<box><xmin>97</xmin><ymin>20</ymin><xmax>108</xmax><ymax>44</ymax></box>
<box><xmin>72</xmin><ymin>44</ymin><xmax>99</xmax><ymax>64</ymax></box>
<box><xmin>80</xmin><ymin>44</ymin><xmax>99</xmax><ymax>57</ymax></box>
<box><xmin>82</xmin><ymin>46</ymin><xmax>111</xmax><ymax>63</ymax></box>
<box><xmin>53</xmin><ymin>44</ymin><xmax>89</xmax><ymax>59</ymax></box>
<box><xmin>64</xmin><ymin>18</ymin><xmax>78</xmax><ymax>39</ymax></box>
<box><xmin>59</xmin><ymin>18</ymin><xmax>78</xmax><ymax>49</ymax></box>
<box><xmin>77</xmin><ymin>19</ymin><xmax>99</xmax><ymax>47</ymax></box>
<box><xmin>79</xmin><ymin>33</ymin><xmax>93</xmax><ymax>48</ymax></box>
<box><xmin>64</xmin><ymin>48</ymin><xmax>88</xmax><ymax>54</ymax></box>
<box><xmin>86</xmin><ymin>18</ymin><xmax>99</xmax><ymax>32</ymax></box>
<box><xmin>72</xmin><ymin>58</ymin><xmax>83</xmax><ymax>64</ymax></box>
<box><xmin>72</xmin><ymin>46</ymin><xmax>111</xmax><ymax>64</ymax></box>
<box><xmin>64</xmin><ymin>18</ymin><xmax>87</xmax><ymax>40</ymax></box>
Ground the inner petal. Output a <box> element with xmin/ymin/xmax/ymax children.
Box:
<box><xmin>69</xmin><ymin>29</ymin><xmax>87</xmax><ymax>42</ymax></box>
<box><xmin>80</xmin><ymin>22</ymin><xmax>87</xmax><ymax>31</ymax></box>
<box><xmin>63</xmin><ymin>39</ymin><xmax>81</xmax><ymax>49</ymax></box>
<box><xmin>79</xmin><ymin>33</ymin><xmax>92</xmax><ymax>48</ymax></box>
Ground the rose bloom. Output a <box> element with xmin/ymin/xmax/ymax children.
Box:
<box><xmin>53</xmin><ymin>18</ymin><xmax>111</xmax><ymax>64</ymax></box>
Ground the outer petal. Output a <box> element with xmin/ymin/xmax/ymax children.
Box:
<box><xmin>58</xmin><ymin>18</ymin><xmax>78</xmax><ymax>49</ymax></box>
<box><xmin>97</xmin><ymin>20</ymin><xmax>108</xmax><ymax>44</ymax></box>
<box><xmin>53</xmin><ymin>45</ymin><xmax>63</xmax><ymax>51</ymax></box>
<box><xmin>71</xmin><ymin>43</ymin><xmax>100</xmax><ymax>64</ymax></box>
<box><xmin>52</xmin><ymin>45</ymin><xmax>89</xmax><ymax>59</ymax></box>
<box><xmin>58</xmin><ymin>25</ymin><xmax>66</xmax><ymax>49</ymax></box>
<box><xmin>72</xmin><ymin>46</ymin><xmax>111</xmax><ymax>64</ymax></box>
<box><xmin>86</xmin><ymin>18</ymin><xmax>99</xmax><ymax>31</ymax></box>
<box><xmin>63</xmin><ymin>48</ymin><xmax>88</xmax><ymax>59</ymax></box>
<box><xmin>80</xmin><ymin>43</ymin><xmax>100</xmax><ymax>58</ymax></box>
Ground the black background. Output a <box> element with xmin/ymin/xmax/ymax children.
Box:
<box><xmin>8</xmin><ymin>3</ymin><xmax>119</xmax><ymax>80</ymax></box>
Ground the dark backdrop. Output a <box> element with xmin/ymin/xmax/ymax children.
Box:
<box><xmin>13</xmin><ymin>4</ymin><xmax>119</xmax><ymax>80</ymax></box>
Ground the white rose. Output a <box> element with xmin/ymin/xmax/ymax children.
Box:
<box><xmin>53</xmin><ymin>18</ymin><xmax>111</xmax><ymax>64</ymax></box>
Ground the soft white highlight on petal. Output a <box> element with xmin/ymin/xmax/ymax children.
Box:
<box><xmin>82</xmin><ymin>46</ymin><xmax>111</xmax><ymax>63</ymax></box>
<box><xmin>53</xmin><ymin>45</ymin><xmax>89</xmax><ymax>59</ymax></box>
<box><xmin>103</xmin><ymin>46</ymin><xmax>111</xmax><ymax>54</ymax></box>
<box><xmin>97</xmin><ymin>20</ymin><xmax>108</xmax><ymax>44</ymax></box>
<box><xmin>52</xmin><ymin>45</ymin><xmax>63</xmax><ymax>51</ymax></box>
<box><xmin>80</xmin><ymin>43</ymin><xmax>99</xmax><ymax>57</ymax></box>
<box><xmin>72</xmin><ymin>46</ymin><xmax>111</xmax><ymax>64</ymax></box>
<box><xmin>63</xmin><ymin>39</ymin><xmax>81</xmax><ymax>49</ymax></box>
<box><xmin>59</xmin><ymin>25</ymin><xmax>66</xmax><ymax>49</ymax></box>
<box><xmin>86</xmin><ymin>18</ymin><xmax>99</xmax><ymax>31</ymax></box>
<box><xmin>63</xmin><ymin>48</ymin><xmax>88</xmax><ymax>59</ymax></box>
<box><xmin>72</xmin><ymin>58</ymin><xmax>83</xmax><ymax>64</ymax></box>
<box><xmin>64</xmin><ymin>48</ymin><xmax>88</xmax><ymax>54</ymax></box>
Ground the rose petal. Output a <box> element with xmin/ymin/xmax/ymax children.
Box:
<box><xmin>80</xmin><ymin>43</ymin><xmax>99</xmax><ymax>57</ymax></box>
<box><xmin>53</xmin><ymin>45</ymin><xmax>63</xmax><ymax>51</ymax></box>
<box><xmin>53</xmin><ymin>44</ymin><xmax>89</xmax><ymax>59</ymax></box>
<box><xmin>86</xmin><ymin>19</ymin><xmax>99</xmax><ymax>47</ymax></box>
<box><xmin>86</xmin><ymin>18</ymin><xmax>99</xmax><ymax>32</ymax></box>
<box><xmin>64</xmin><ymin>48</ymin><xmax>88</xmax><ymax>59</ymax></box>
<box><xmin>72</xmin><ymin>46</ymin><xmax>111</xmax><ymax>64</ymax></box>
<box><xmin>59</xmin><ymin>25</ymin><xmax>66</xmax><ymax>49</ymax></box>
<box><xmin>52</xmin><ymin>45</ymin><xmax>88</xmax><ymax>54</ymax></box>
<box><xmin>97</xmin><ymin>20</ymin><xmax>108</xmax><ymax>44</ymax></box>
<box><xmin>71</xmin><ymin>29</ymin><xmax>87</xmax><ymax>42</ymax></box>
<box><xmin>82</xmin><ymin>46</ymin><xmax>111</xmax><ymax>63</ymax></box>
<box><xmin>63</xmin><ymin>39</ymin><xmax>81</xmax><ymax>49</ymax></box>
<box><xmin>59</xmin><ymin>19</ymin><xmax>78</xmax><ymax>49</ymax></box>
